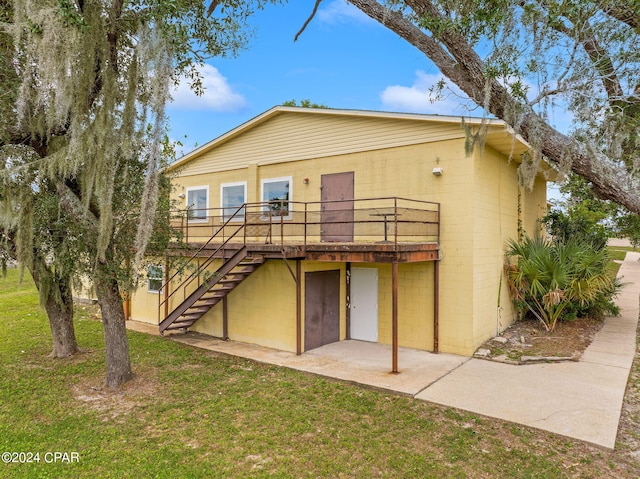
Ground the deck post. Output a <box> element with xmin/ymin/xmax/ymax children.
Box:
<box><xmin>434</xmin><ymin>259</ymin><xmax>440</xmax><ymax>353</ymax></box>
<box><xmin>392</xmin><ymin>261</ymin><xmax>399</xmax><ymax>374</ymax></box>
<box><xmin>163</xmin><ymin>255</ymin><xmax>170</xmax><ymax>321</ymax></box>
<box><xmin>222</xmin><ymin>296</ymin><xmax>228</xmax><ymax>340</ymax></box>
<box><xmin>346</xmin><ymin>263</ymin><xmax>351</xmax><ymax>340</ymax></box>
<box><xmin>296</xmin><ymin>260</ymin><xmax>302</xmax><ymax>355</ymax></box>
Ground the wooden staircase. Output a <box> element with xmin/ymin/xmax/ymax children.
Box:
<box><xmin>159</xmin><ymin>246</ymin><xmax>265</xmax><ymax>335</ymax></box>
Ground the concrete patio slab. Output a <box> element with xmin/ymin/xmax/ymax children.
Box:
<box><xmin>126</xmin><ymin>251</ymin><xmax>639</xmax><ymax>449</ymax></box>
<box><xmin>172</xmin><ymin>335</ymin><xmax>469</xmax><ymax>396</ymax></box>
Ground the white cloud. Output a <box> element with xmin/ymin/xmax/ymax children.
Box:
<box><xmin>317</xmin><ymin>0</ymin><xmax>376</xmax><ymax>25</ymax></box>
<box><xmin>170</xmin><ymin>64</ymin><xmax>248</xmax><ymax>112</ymax></box>
<box><xmin>380</xmin><ymin>71</ymin><xmax>473</xmax><ymax>115</ymax></box>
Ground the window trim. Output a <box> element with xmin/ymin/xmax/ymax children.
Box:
<box><xmin>220</xmin><ymin>181</ymin><xmax>247</xmax><ymax>222</ymax></box>
<box><xmin>147</xmin><ymin>265</ymin><xmax>164</xmax><ymax>294</ymax></box>
<box><xmin>185</xmin><ymin>185</ymin><xmax>209</xmax><ymax>223</ymax></box>
<box><xmin>260</xmin><ymin>176</ymin><xmax>293</xmax><ymax>220</ymax></box>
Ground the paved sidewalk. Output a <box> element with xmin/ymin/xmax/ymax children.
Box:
<box><xmin>127</xmin><ymin>252</ymin><xmax>639</xmax><ymax>449</ymax></box>
<box><xmin>416</xmin><ymin>252</ymin><xmax>639</xmax><ymax>449</ymax></box>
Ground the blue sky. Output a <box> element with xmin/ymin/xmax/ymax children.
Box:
<box><xmin>166</xmin><ymin>0</ymin><xmax>563</xmax><ymax>199</ymax></box>
<box><xmin>167</xmin><ymin>0</ymin><xmax>475</xmax><ymax>154</ymax></box>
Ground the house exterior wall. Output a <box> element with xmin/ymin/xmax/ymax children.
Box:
<box><xmin>424</xmin><ymin>142</ymin><xmax>476</xmax><ymax>354</ymax></box>
<box><xmin>174</xmin><ymin>140</ymin><xmax>462</xmax><ymax>211</ymax></box>
<box><xmin>369</xmin><ymin>262</ymin><xmax>436</xmax><ymax>351</ymax></box>
<box><xmin>130</xmin><ymin>282</ymin><xmax>159</xmax><ymax>324</ymax></box>
<box><xmin>522</xmin><ymin>175</ymin><xmax>548</xmax><ymax>237</ymax></box>
<box><xmin>130</xmin><ymin>110</ymin><xmax>548</xmax><ymax>357</ymax></box>
<box><xmin>470</xmin><ymin>146</ymin><xmax>521</xmax><ymax>350</ymax></box>
<box><xmin>175</xmin><ymin>112</ymin><xmax>466</xmax><ymax>177</ymax></box>
<box><xmin>466</xmin><ymin>147</ymin><xmax>547</xmax><ymax>352</ymax></box>
<box><xmin>191</xmin><ymin>260</ymin><xmax>299</xmax><ymax>352</ymax></box>
<box><xmin>130</xmin><ymin>257</ymin><xmax>225</xmax><ymax>326</ymax></box>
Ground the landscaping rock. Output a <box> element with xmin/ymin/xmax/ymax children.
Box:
<box><xmin>474</xmin><ymin>317</ymin><xmax>604</xmax><ymax>365</ymax></box>
<box><xmin>520</xmin><ymin>355</ymin><xmax>544</xmax><ymax>362</ymax></box>
<box><xmin>521</xmin><ymin>355</ymin><xmax>577</xmax><ymax>363</ymax></box>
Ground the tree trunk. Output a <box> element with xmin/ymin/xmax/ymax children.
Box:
<box><xmin>43</xmin><ymin>276</ymin><xmax>79</xmax><ymax>358</ymax></box>
<box><xmin>29</xmin><ymin>260</ymin><xmax>79</xmax><ymax>358</ymax></box>
<box><xmin>95</xmin><ymin>261</ymin><xmax>133</xmax><ymax>389</ymax></box>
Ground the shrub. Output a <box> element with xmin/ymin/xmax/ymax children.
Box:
<box><xmin>505</xmin><ymin>236</ymin><xmax>619</xmax><ymax>332</ymax></box>
<box><xmin>542</xmin><ymin>207</ymin><xmax>609</xmax><ymax>251</ymax></box>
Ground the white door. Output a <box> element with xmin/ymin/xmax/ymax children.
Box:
<box><xmin>350</xmin><ymin>268</ymin><xmax>378</xmax><ymax>342</ymax></box>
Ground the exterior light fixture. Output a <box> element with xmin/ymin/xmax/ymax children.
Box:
<box><xmin>432</xmin><ymin>167</ymin><xmax>443</xmax><ymax>176</ymax></box>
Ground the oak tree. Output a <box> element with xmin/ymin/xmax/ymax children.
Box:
<box><xmin>340</xmin><ymin>1</ymin><xmax>640</xmax><ymax>213</ymax></box>
<box><xmin>1</xmin><ymin>0</ymin><xmax>276</xmax><ymax>388</ymax></box>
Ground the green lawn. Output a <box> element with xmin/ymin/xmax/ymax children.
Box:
<box><xmin>1</xmin><ymin>268</ymin><xmax>639</xmax><ymax>478</ymax></box>
<box><xmin>608</xmin><ymin>246</ymin><xmax>635</xmax><ymax>277</ymax></box>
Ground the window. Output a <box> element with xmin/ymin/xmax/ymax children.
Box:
<box><xmin>261</xmin><ymin>177</ymin><xmax>292</xmax><ymax>219</ymax></box>
<box><xmin>186</xmin><ymin>186</ymin><xmax>209</xmax><ymax>221</ymax></box>
<box><xmin>220</xmin><ymin>182</ymin><xmax>247</xmax><ymax>221</ymax></box>
<box><xmin>147</xmin><ymin>265</ymin><xmax>163</xmax><ymax>293</ymax></box>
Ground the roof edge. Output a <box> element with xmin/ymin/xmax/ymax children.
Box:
<box><xmin>167</xmin><ymin>105</ymin><xmax>527</xmax><ymax>172</ymax></box>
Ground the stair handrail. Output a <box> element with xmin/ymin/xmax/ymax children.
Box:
<box><xmin>158</xmin><ymin>203</ymin><xmax>247</xmax><ymax>322</ymax></box>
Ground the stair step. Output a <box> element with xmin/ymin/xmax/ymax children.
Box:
<box><xmin>166</xmin><ymin>321</ymin><xmax>196</xmax><ymax>330</ymax></box>
<box><xmin>240</xmin><ymin>260</ymin><xmax>265</xmax><ymax>266</ymax></box>
<box><xmin>230</xmin><ymin>267</ymin><xmax>259</xmax><ymax>274</ymax></box>
<box><xmin>215</xmin><ymin>284</ymin><xmax>237</xmax><ymax>290</ymax></box>
<box><xmin>185</xmin><ymin>307</ymin><xmax>209</xmax><ymax>314</ymax></box>
<box><xmin>223</xmin><ymin>275</ymin><xmax>251</xmax><ymax>282</ymax></box>
<box><xmin>196</xmin><ymin>298</ymin><xmax>221</xmax><ymax>306</ymax></box>
<box><xmin>199</xmin><ymin>293</ymin><xmax>222</xmax><ymax>300</ymax></box>
<box><xmin>209</xmin><ymin>292</ymin><xmax>228</xmax><ymax>298</ymax></box>
<box><xmin>201</xmin><ymin>288</ymin><xmax>235</xmax><ymax>298</ymax></box>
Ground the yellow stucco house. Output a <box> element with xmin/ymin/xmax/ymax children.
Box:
<box><xmin>129</xmin><ymin>106</ymin><xmax>547</xmax><ymax>366</ymax></box>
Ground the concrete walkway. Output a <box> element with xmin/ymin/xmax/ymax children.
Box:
<box><xmin>127</xmin><ymin>252</ymin><xmax>639</xmax><ymax>449</ymax></box>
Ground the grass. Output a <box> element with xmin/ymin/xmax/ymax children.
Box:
<box><xmin>607</xmin><ymin>245</ymin><xmax>639</xmax><ymax>278</ymax></box>
<box><xmin>1</xmin><ymin>268</ymin><xmax>639</xmax><ymax>478</ymax></box>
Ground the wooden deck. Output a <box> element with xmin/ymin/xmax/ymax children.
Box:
<box><xmin>159</xmin><ymin>197</ymin><xmax>442</xmax><ymax>367</ymax></box>
<box><xmin>168</xmin><ymin>197</ymin><xmax>441</xmax><ymax>263</ymax></box>
<box><xmin>170</xmin><ymin>241</ymin><xmax>439</xmax><ymax>263</ymax></box>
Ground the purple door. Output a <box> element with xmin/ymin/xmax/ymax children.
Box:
<box><xmin>304</xmin><ymin>270</ymin><xmax>341</xmax><ymax>351</ymax></box>
<box><xmin>321</xmin><ymin>172</ymin><xmax>354</xmax><ymax>242</ymax></box>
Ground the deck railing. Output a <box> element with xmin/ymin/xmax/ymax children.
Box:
<box><xmin>171</xmin><ymin>197</ymin><xmax>440</xmax><ymax>248</ymax></box>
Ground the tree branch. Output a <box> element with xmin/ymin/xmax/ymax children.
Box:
<box><xmin>348</xmin><ymin>0</ymin><xmax>640</xmax><ymax>214</ymax></box>
<box><xmin>596</xmin><ymin>2</ymin><xmax>640</xmax><ymax>33</ymax></box>
<box><xmin>107</xmin><ymin>0</ymin><xmax>125</xmax><ymax>74</ymax></box>
<box><xmin>533</xmin><ymin>2</ymin><xmax>623</xmax><ymax>102</ymax></box>
<box><xmin>347</xmin><ymin>0</ymin><xmax>498</xmax><ymax>112</ymax></box>
<box><xmin>206</xmin><ymin>1</ymin><xmax>219</xmax><ymax>18</ymax></box>
<box><xmin>295</xmin><ymin>0</ymin><xmax>323</xmax><ymax>42</ymax></box>
<box><xmin>55</xmin><ymin>180</ymin><xmax>99</xmax><ymax>235</ymax></box>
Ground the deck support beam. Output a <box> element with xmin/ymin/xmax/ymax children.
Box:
<box><xmin>222</xmin><ymin>296</ymin><xmax>228</xmax><ymax>340</ymax></box>
<box><xmin>434</xmin><ymin>259</ymin><xmax>440</xmax><ymax>353</ymax></box>
<box><xmin>296</xmin><ymin>260</ymin><xmax>302</xmax><ymax>355</ymax></box>
<box><xmin>346</xmin><ymin>263</ymin><xmax>351</xmax><ymax>340</ymax></box>
<box><xmin>392</xmin><ymin>261</ymin><xmax>399</xmax><ymax>374</ymax></box>
<box><xmin>163</xmin><ymin>256</ymin><xmax>170</xmax><ymax>322</ymax></box>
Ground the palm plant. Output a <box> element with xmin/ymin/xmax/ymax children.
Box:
<box><xmin>505</xmin><ymin>236</ymin><xmax>617</xmax><ymax>332</ymax></box>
